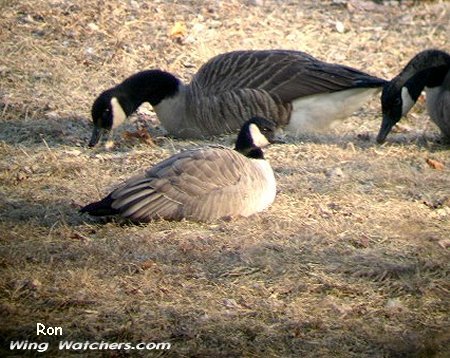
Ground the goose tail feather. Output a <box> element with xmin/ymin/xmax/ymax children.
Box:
<box><xmin>80</xmin><ymin>194</ymin><xmax>119</xmax><ymax>217</ymax></box>
<box><xmin>354</xmin><ymin>77</ymin><xmax>388</xmax><ymax>88</ymax></box>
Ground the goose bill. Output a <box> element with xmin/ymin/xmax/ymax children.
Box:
<box><xmin>376</xmin><ymin>115</ymin><xmax>395</xmax><ymax>144</ymax></box>
<box><xmin>89</xmin><ymin>127</ymin><xmax>110</xmax><ymax>147</ymax></box>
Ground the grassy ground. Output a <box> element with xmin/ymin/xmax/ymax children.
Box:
<box><xmin>1</xmin><ymin>0</ymin><xmax>449</xmax><ymax>356</ymax></box>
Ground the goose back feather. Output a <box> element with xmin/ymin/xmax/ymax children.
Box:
<box><xmin>170</xmin><ymin>50</ymin><xmax>386</xmax><ymax>137</ymax></box>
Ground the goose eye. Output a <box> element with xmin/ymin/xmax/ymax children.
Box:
<box><xmin>393</xmin><ymin>98</ymin><xmax>401</xmax><ymax>106</ymax></box>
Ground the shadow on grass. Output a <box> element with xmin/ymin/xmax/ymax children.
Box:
<box><xmin>0</xmin><ymin>220</ymin><xmax>448</xmax><ymax>357</ymax></box>
<box><xmin>0</xmin><ymin>195</ymin><xmax>87</xmax><ymax>228</ymax></box>
<box><xmin>0</xmin><ymin>116</ymin><xmax>92</xmax><ymax>148</ymax></box>
<box><xmin>287</xmin><ymin>130</ymin><xmax>450</xmax><ymax>152</ymax></box>
<box><xmin>1</xmin><ymin>116</ymin><xmax>448</xmax><ymax>154</ymax></box>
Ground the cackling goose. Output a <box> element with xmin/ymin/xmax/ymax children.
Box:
<box><xmin>80</xmin><ymin>116</ymin><xmax>277</xmax><ymax>222</ymax></box>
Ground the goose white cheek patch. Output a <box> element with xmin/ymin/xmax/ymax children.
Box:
<box><xmin>401</xmin><ymin>87</ymin><xmax>415</xmax><ymax>116</ymax></box>
<box><xmin>111</xmin><ymin>97</ymin><xmax>127</xmax><ymax>128</ymax></box>
<box><xmin>249</xmin><ymin>124</ymin><xmax>270</xmax><ymax>148</ymax></box>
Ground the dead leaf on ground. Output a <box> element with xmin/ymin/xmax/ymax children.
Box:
<box><xmin>169</xmin><ymin>22</ymin><xmax>187</xmax><ymax>38</ymax></box>
<box><xmin>122</xmin><ymin>128</ymin><xmax>156</xmax><ymax>146</ymax></box>
<box><xmin>426</xmin><ymin>158</ymin><xmax>444</xmax><ymax>170</ymax></box>
<box><xmin>140</xmin><ymin>260</ymin><xmax>158</xmax><ymax>271</ymax></box>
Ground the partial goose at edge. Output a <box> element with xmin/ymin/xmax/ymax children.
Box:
<box><xmin>377</xmin><ymin>49</ymin><xmax>450</xmax><ymax>143</ymax></box>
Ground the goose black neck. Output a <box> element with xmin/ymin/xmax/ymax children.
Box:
<box><xmin>395</xmin><ymin>50</ymin><xmax>450</xmax><ymax>91</ymax></box>
<box><xmin>401</xmin><ymin>67</ymin><xmax>429</xmax><ymax>102</ymax></box>
<box><xmin>115</xmin><ymin>70</ymin><xmax>180</xmax><ymax>111</ymax></box>
<box><xmin>234</xmin><ymin>123</ymin><xmax>265</xmax><ymax>159</ymax></box>
<box><xmin>402</xmin><ymin>65</ymin><xmax>449</xmax><ymax>102</ymax></box>
<box><xmin>243</xmin><ymin>147</ymin><xmax>265</xmax><ymax>159</ymax></box>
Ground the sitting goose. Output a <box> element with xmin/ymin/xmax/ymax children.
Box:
<box><xmin>89</xmin><ymin>49</ymin><xmax>386</xmax><ymax>146</ymax></box>
<box><xmin>80</xmin><ymin>117</ymin><xmax>277</xmax><ymax>222</ymax></box>
<box><xmin>377</xmin><ymin>49</ymin><xmax>450</xmax><ymax>143</ymax></box>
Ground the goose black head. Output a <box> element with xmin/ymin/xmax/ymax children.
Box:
<box><xmin>377</xmin><ymin>83</ymin><xmax>405</xmax><ymax>144</ymax></box>
<box><xmin>378</xmin><ymin>75</ymin><xmax>427</xmax><ymax>144</ymax></box>
<box><xmin>377</xmin><ymin>49</ymin><xmax>450</xmax><ymax>144</ymax></box>
<box><xmin>89</xmin><ymin>87</ymin><xmax>130</xmax><ymax>148</ymax></box>
<box><xmin>235</xmin><ymin>116</ymin><xmax>278</xmax><ymax>158</ymax></box>
<box><xmin>88</xmin><ymin>70</ymin><xmax>180</xmax><ymax>148</ymax></box>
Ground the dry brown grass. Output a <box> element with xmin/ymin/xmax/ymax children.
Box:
<box><xmin>1</xmin><ymin>0</ymin><xmax>449</xmax><ymax>356</ymax></box>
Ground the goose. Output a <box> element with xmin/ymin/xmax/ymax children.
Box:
<box><xmin>88</xmin><ymin>49</ymin><xmax>386</xmax><ymax>146</ymax></box>
<box><xmin>377</xmin><ymin>49</ymin><xmax>450</xmax><ymax>143</ymax></box>
<box><xmin>80</xmin><ymin>116</ymin><xmax>277</xmax><ymax>222</ymax></box>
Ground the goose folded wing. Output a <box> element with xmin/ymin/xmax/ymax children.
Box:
<box><xmin>193</xmin><ymin>50</ymin><xmax>385</xmax><ymax>103</ymax></box>
<box><xmin>110</xmin><ymin>147</ymin><xmax>253</xmax><ymax>221</ymax></box>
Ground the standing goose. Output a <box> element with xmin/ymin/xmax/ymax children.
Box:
<box><xmin>377</xmin><ymin>49</ymin><xmax>450</xmax><ymax>143</ymax></box>
<box><xmin>89</xmin><ymin>49</ymin><xmax>386</xmax><ymax>146</ymax></box>
<box><xmin>80</xmin><ymin>116</ymin><xmax>277</xmax><ymax>222</ymax></box>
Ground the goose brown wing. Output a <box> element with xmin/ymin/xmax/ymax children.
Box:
<box><xmin>179</xmin><ymin>148</ymin><xmax>272</xmax><ymax>221</ymax></box>
<box><xmin>110</xmin><ymin>147</ymin><xmax>267</xmax><ymax>222</ymax></box>
<box><xmin>192</xmin><ymin>50</ymin><xmax>386</xmax><ymax>102</ymax></box>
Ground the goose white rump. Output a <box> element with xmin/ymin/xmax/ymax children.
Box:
<box><xmin>287</xmin><ymin>87</ymin><xmax>379</xmax><ymax>134</ymax></box>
